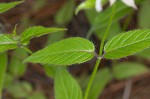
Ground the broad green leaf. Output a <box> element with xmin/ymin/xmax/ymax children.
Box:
<box><xmin>8</xmin><ymin>82</ymin><xmax>32</xmax><ymax>98</ymax></box>
<box><xmin>113</xmin><ymin>62</ymin><xmax>149</xmax><ymax>80</ymax></box>
<box><xmin>88</xmin><ymin>68</ymin><xmax>111</xmax><ymax>99</ymax></box>
<box><xmin>0</xmin><ymin>1</ymin><xmax>24</xmax><ymax>14</ymax></box>
<box><xmin>76</xmin><ymin>0</ymin><xmax>108</xmax><ymax>14</ymax></box>
<box><xmin>24</xmin><ymin>37</ymin><xmax>95</xmax><ymax>66</ymax></box>
<box><xmin>55</xmin><ymin>0</ymin><xmax>75</xmax><ymax>25</ymax></box>
<box><xmin>138</xmin><ymin>0</ymin><xmax>150</xmax><ymax>28</ymax></box>
<box><xmin>0</xmin><ymin>53</ymin><xmax>7</xmax><ymax>98</ymax></box>
<box><xmin>104</xmin><ymin>29</ymin><xmax>150</xmax><ymax>59</ymax></box>
<box><xmin>20</xmin><ymin>26</ymin><xmax>66</xmax><ymax>45</ymax></box>
<box><xmin>55</xmin><ymin>68</ymin><xmax>83</xmax><ymax>99</ymax></box>
<box><xmin>0</xmin><ymin>34</ymin><xmax>18</xmax><ymax>53</ymax></box>
<box><xmin>9</xmin><ymin>48</ymin><xmax>28</xmax><ymax>77</ymax></box>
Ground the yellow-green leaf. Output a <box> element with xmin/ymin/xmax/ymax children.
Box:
<box><xmin>0</xmin><ymin>1</ymin><xmax>24</xmax><ymax>14</ymax></box>
<box><xmin>104</xmin><ymin>29</ymin><xmax>150</xmax><ymax>59</ymax></box>
<box><xmin>24</xmin><ymin>37</ymin><xmax>95</xmax><ymax>66</ymax></box>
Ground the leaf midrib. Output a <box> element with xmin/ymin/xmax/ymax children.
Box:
<box><xmin>31</xmin><ymin>50</ymin><xmax>94</xmax><ymax>58</ymax></box>
<box><xmin>0</xmin><ymin>42</ymin><xmax>16</xmax><ymax>44</ymax></box>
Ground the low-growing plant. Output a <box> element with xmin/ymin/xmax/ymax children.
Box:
<box><xmin>0</xmin><ymin>0</ymin><xmax>150</xmax><ymax>99</ymax></box>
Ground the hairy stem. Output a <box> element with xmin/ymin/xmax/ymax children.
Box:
<box><xmin>84</xmin><ymin>4</ymin><xmax>116</xmax><ymax>99</ymax></box>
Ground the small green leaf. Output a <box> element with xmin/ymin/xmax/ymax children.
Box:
<box><xmin>0</xmin><ymin>34</ymin><xmax>18</xmax><ymax>53</ymax></box>
<box><xmin>113</xmin><ymin>62</ymin><xmax>149</xmax><ymax>80</ymax></box>
<box><xmin>55</xmin><ymin>68</ymin><xmax>83</xmax><ymax>99</ymax></box>
<box><xmin>0</xmin><ymin>53</ymin><xmax>7</xmax><ymax>98</ymax></box>
<box><xmin>20</xmin><ymin>26</ymin><xmax>66</xmax><ymax>45</ymax></box>
<box><xmin>0</xmin><ymin>1</ymin><xmax>24</xmax><ymax>14</ymax></box>
<box><xmin>24</xmin><ymin>37</ymin><xmax>95</xmax><ymax>66</ymax></box>
<box><xmin>104</xmin><ymin>29</ymin><xmax>150</xmax><ymax>59</ymax></box>
<box><xmin>55</xmin><ymin>0</ymin><xmax>75</xmax><ymax>25</ymax></box>
<box><xmin>9</xmin><ymin>48</ymin><xmax>28</xmax><ymax>77</ymax></box>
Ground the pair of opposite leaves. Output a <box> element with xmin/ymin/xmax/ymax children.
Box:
<box><xmin>24</xmin><ymin>29</ymin><xmax>150</xmax><ymax>66</ymax></box>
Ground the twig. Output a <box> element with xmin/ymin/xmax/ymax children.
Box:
<box><xmin>122</xmin><ymin>79</ymin><xmax>132</xmax><ymax>99</ymax></box>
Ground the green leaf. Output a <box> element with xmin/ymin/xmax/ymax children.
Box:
<box><xmin>54</xmin><ymin>0</ymin><xmax>75</xmax><ymax>25</ymax></box>
<box><xmin>9</xmin><ymin>48</ymin><xmax>28</xmax><ymax>77</ymax></box>
<box><xmin>0</xmin><ymin>1</ymin><xmax>24</xmax><ymax>14</ymax></box>
<box><xmin>0</xmin><ymin>34</ymin><xmax>18</xmax><ymax>53</ymax></box>
<box><xmin>20</xmin><ymin>26</ymin><xmax>66</xmax><ymax>45</ymax></box>
<box><xmin>0</xmin><ymin>53</ymin><xmax>7</xmax><ymax>98</ymax></box>
<box><xmin>104</xmin><ymin>29</ymin><xmax>150</xmax><ymax>59</ymax></box>
<box><xmin>113</xmin><ymin>62</ymin><xmax>149</xmax><ymax>80</ymax></box>
<box><xmin>55</xmin><ymin>68</ymin><xmax>83</xmax><ymax>99</ymax></box>
<box><xmin>24</xmin><ymin>37</ymin><xmax>95</xmax><ymax>66</ymax></box>
<box><xmin>138</xmin><ymin>0</ymin><xmax>150</xmax><ymax>28</ymax></box>
<box><xmin>88</xmin><ymin>68</ymin><xmax>111</xmax><ymax>99</ymax></box>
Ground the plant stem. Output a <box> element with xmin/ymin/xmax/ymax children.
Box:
<box><xmin>83</xmin><ymin>58</ymin><xmax>101</xmax><ymax>99</ymax></box>
<box><xmin>99</xmin><ymin>4</ymin><xmax>116</xmax><ymax>56</ymax></box>
<box><xmin>0</xmin><ymin>53</ymin><xmax>7</xmax><ymax>99</ymax></box>
<box><xmin>84</xmin><ymin>4</ymin><xmax>116</xmax><ymax>99</ymax></box>
<box><xmin>23</xmin><ymin>47</ymin><xmax>33</xmax><ymax>54</ymax></box>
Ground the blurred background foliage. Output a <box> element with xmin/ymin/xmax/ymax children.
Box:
<box><xmin>0</xmin><ymin>0</ymin><xmax>150</xmax><ymax>99</ymax></box>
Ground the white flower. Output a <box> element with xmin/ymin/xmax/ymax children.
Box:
<box><xmin>95</xmin><ymin>0</ymin><xmax>103</xmax><ymax>12</ymax></box>
<box><xmin>96</xmin><ymin>0</ymin><xmax>137</xmax><ymax>12</ymax></box>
